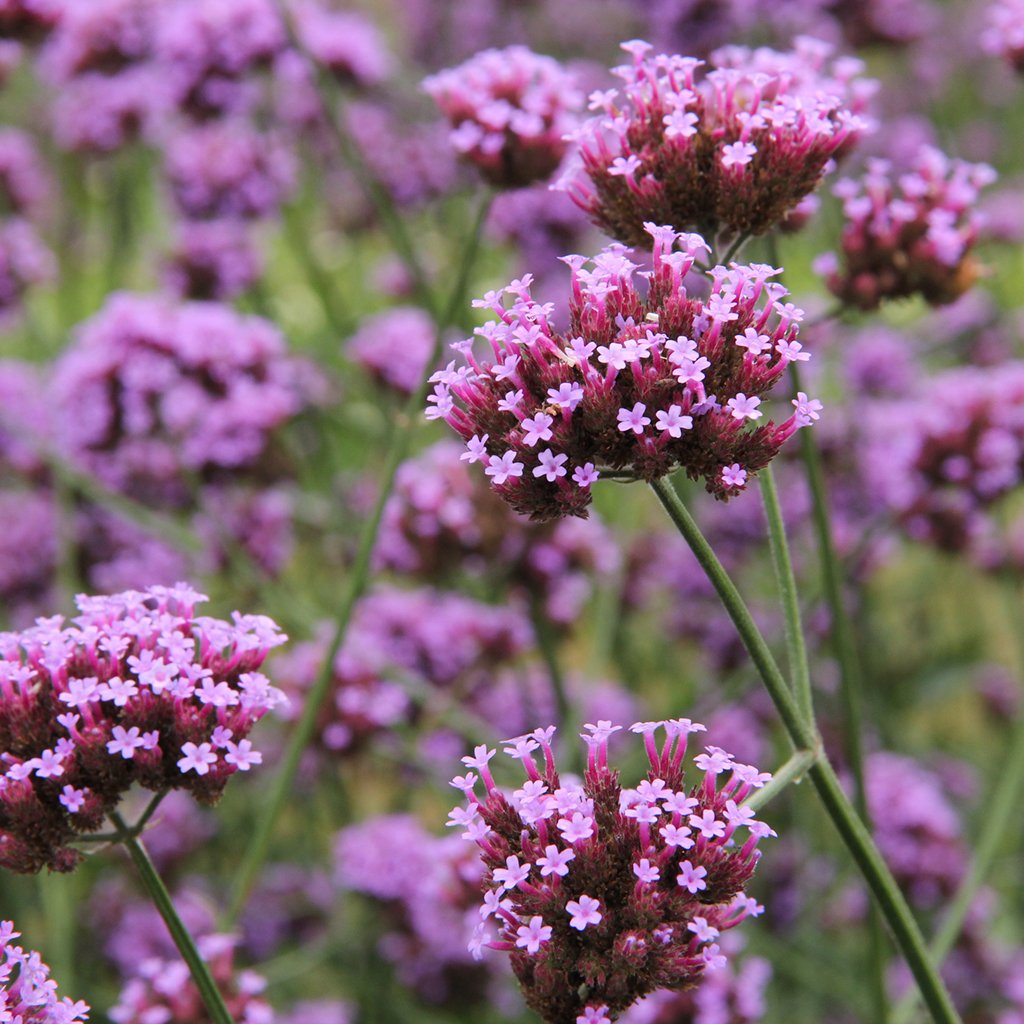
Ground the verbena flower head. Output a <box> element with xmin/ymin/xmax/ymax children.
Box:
<box><xmin>376</xmin><ymin>440</ymin><xmax>620</xmax><ymax>624</ymax></box>
<box><xmin>452</xmin><ymin>720</ymin><xmax>772</xmax><ymax>1023</ymax></box>
<box><xmin>154</xmin><ymin>0</ymin><xmax>284</xmax><ymax>119</ymax></box>
<box><xmin>861</xmin><ymin>362</ymin><xmax>1024</xmax><ymax>560</ymax></box>
<box><xmin>0</xmin><ymin>583</ymin><xmax>287</xmax><ymax>873</ymax></box>
<box><xmin>1</xmin><ymin>919</ymin><xmax>89</xmax><ymax>1023</ymax></box>
<box><xmin>276</xmin><ymin>587</ymin><xmax>530</xmax><ymax>757</ymax></box>
<box><xmin>109</xmin><ymin>933</ymin><xmax>270</xmax><ymax>1024</ymax></box>
<box><xmin>164</xmin><ymin>121</ymin><xmax>296</xmax><ymax>221</ymax></box>
<box><xmin>346</xmin><ymin>306</ymin><xmax>437</xmax><ymax>396</ymax></box>
<box><xmin>424</xmin><ymin>45</ymin><xmax>582</xmax><ymax>188</ymax></box>
<box><xmin>164</xmin><ymin>218</ymin><xmax>262</xmax><ymax>301</ymax></box>
<box><xmin>815</xmin><ymin>146</ymin><xmax>997</xmax><ymax>310</ymax></box>
<box><xmin>559</xmin><ymin>37</ymin><xmax>874</xmax><ymax>247</ymax></box>
<box><xmin>51</xmin><ymin>293</ymin><xmax>314</xmax><ymax>508</ymax></box>
<box><xmin>336</xmin><ymin>814</ymin><xmax>501</xmax><ymax>1004</ymax></box>
<box><xmin>294</xmin><ymin>2</ymin><xmax>392</xmax><ymax>87</ymax></box>
<box><xmin>982</xmin><ymin>0</ymin><xmax>1024</xmax><ymax>72</ymax></box>
<box><xmin>0</xmin><ymin>129</ymin><xmax>51</xmax><ymax>215</ymax></box>
<box><xmin>0</xmin><ymin>0</ymin><xmax>60</xmax><ymax>43</ymax></box>
<box><xmin>39</xmin><ymin>0</ymin><xmax>152</xmax><ymax>82</ymax></box>
<box><xmin>0</xmin><ymin>218</ymin><xmax>54</xmax><ymax>324</ymax></box>
<box><xmin>427</xmin><ymin>225</ymin><xmax>818</xmax><ymax>520</ymax></box>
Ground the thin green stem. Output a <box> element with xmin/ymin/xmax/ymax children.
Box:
<box><xmin>759</xmin><ymin>464</ymin><xmax>814</xmax><ymax>724</ymax></box>
<box><xmin>110</xmin><ymin>811</ymin><xmax>233</xmax><ymax>1024</ymax></box>
<box><xmin>721</xmin><ymin>232</ymin><xmax>750</xmax><ymax>265</ymax></box>
<box><xmin>272</xmin><ymin>0</ymin><xmax>434</xmax><ymax>314</ymax></box>
<box><xmin>648</xmin><ymin>476</ymin><xmax>962</xmax><ymax>1024</ymax></box>
<box><xmin>225</xmin><ymin>192</ymin><xmax>493</xmax><ymax>924</ymax></box>
<box><xmin>742</xmin><ymin>748</ymin><xmax>819</xmax><ymax>813</ymax></box>
<box><xmin>529</xmin><ymin>596</ymin><xmax>571</xmax><ymax>730</ymax></box>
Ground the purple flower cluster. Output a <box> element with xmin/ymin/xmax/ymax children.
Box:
<box><xmin>0</xmin><ymin>216</ymin><xmax>53</xmax><ymax>324</ymax></box>
<box><xmin>336</xmin><ymin>814</ymin><xmax>504</xmax><ymax>1004</ymax></box>
<box><xmin>275</xmin><ymin>587</ymin><xmax>531</xmax><ymax>756</ymax></box>
<box><xmin>293</xmin><ymin>1</ymin><xmax>391</xmax><ymax>87</ymax></box>
<box><xmin>346</xmin><ymin>306</ymin><xmax>438</xmax><ymax>396</ymax></box>
<box><xmin>109</xmin><ymin>933</ymin><xmax>271</xmax><ymax>1024</ymax></box>
<box><xmin>864</xmin><ymin>752</ymin><xmax>968</xmax><ymax>909</ymax></box>
<box><xmin>164</xmin><ymin>120</ymin><xmax>296</xmax><ymax>221</ymax></box>
<box><xmin>51</xmin><ymin>293</ymin><xmax>314</xmax><ymax>506</ymax></box>
<box><xmin>558</xmin><ymin>38</ymin><xmax>874</xmax><ymax>247</ymax></box>
<box><xmin>376</xmin><ymin>441</ymin><xmax>620</xmax><ymax>624</ymax></box>
<box><xmin>982</xmin><ymin>0</ymin><xmax>1024</xmax><ymax>73</ymax></box>
<box><xmin>0</xmin><ymin>128</ymin><xmax>51</xmax><ymax>215</ymax></box>
<box><xmin>861</xmin><ymin>362</ymin><xmax>1024</xmax><ymax>559</ymax></box>
<box><xmin>815</xmin><ymin>146</ymin><xmax>997</xmax><ymax>310</ymax></box>
<box><xmin>163</xmin><ymin>218</ymin><xmax>262</xmax><ymax>301</ymax></box>
<box><xmin>153</xmin><ymin>0</ymin><xmax>284</xmax><ymax>120</ymax></box>
<box><xmin>424</xmin><ymin>45</ymin><xmax>582</xmax><ymax>189</ymax></box>
<box><xmin>0</xmin><ymin>583</ymin><xmax>287</xmax><ymax>873</ymax></box>
<box><xmin>428</xmin><ymin>224</ymin><xmax>819</xmax><ymax>520</ymax></box>
<box><xmin>452</xmin><ymin>720</ymin><xmax>772</xmax><ymax>1023</ymax></box>
<box><xmin>0</xmin><ymin>0</ymin><xmax>59</xmax><ymax>43</ymax></box>
<box><xmin>1</xmin><ymin>919</ymin><xmax>89</xmax><ymax>1023</ymax></box>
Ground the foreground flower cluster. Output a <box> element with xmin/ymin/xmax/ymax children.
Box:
<box><xmin>1</xmin><ymin>919</ymin><xmax>89</xmax><ymax>1023</ymax></box>
<box><xmin>428</xmin><ymin>223</ymin><xmax>818</xmax><ymax>519</ymax></box>
<box><xmin>451</xmin><ymin>720</ymin><xmax>772</xmax><ymax>1023</ymax></box>
<box><xmin>0</xmin><ymin>583</ymin><xmax>287</xmax><ymax>873</ymax></box>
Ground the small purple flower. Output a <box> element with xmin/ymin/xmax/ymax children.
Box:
<box><xmin>566</xmin><ymin>894</ymin><xmax>603</xmax><ymax>930</ymax></box>
<box><xmin>1</xmin><ymin>919</ymin><xmax>89</xmax><ymax>1022</ymax></box>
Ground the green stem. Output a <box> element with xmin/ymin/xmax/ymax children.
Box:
<box><xmin>891</xmin><ymin>580</ymin><xmax>1024</xmax><ymax>1024</ymax></box>
<box><xmin>225</xmin><ymin>192</ymin><xmax>493</xmax><ymax>924</ymax></box>
<box><xmin>648</xmin><ymin>476</ymin><xmax>962</xmax><ymax>1024</ymax></box>
<box><xmin>742</xmin><ymin>748</ymin><xmax>819</xmax><ymax>813</ymax></box>
<box><xmin>759</xmin><ymin>464</ymin><xmax>814</xmax><ymax>724</ymax></box>
<box><xmin>272</xmin><ymin>0</ymin><xmax>434</xmax><ymax>314</ymax></box>
<box><xmin>721</xmin><ymin>232</ymin><xmax>750</xmax><ymax>265</ymax></box>
<box><xmin>529</xmin><ymin>596</ymin><xmax>571</xmax><ymax>730</ymax></box>
<box><xmin>110</xmin><ymin>811</ymin><xmax>234</xmax><ymax>1024</ymax></box>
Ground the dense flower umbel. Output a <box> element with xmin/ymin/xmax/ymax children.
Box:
<box><xmin>452</xmin><ymin>721</ymin><xmax>772</xmax><ymax>1023</ymax></box>
<box><xmin>861</xmin><ymin>362</ymin><xmax>1024</xmax><ymax>559</ymax></box>
<box><xmin>50</xmin><ymin>293</ymin><xmax>313</xmax><ymax>508</ymax></box>
<box><xmin>0</xmin><ymin>583</ymin><xmax>287</xmax><ymax>873</ymax></box>
<box><xmin>109</xmin><ymin>933</ymin><xmax>271</xmax><ymax>1024</ymax></box>
<box><xmin>423</xmin><ymin>45</ymin><xmax>582</xmax><ymax>189</ymax></box>
<box><xmin>558</xmin><ymin>38</ymin><xmax>874</xmax><ymax>247</ymax></box>
<box><xmin>427</xmin><ymin>224</ymin><xmax>818</xmax><ymax>520</ymax></box>
<box><xmin>376</xmin><ymin>441</ymin><xmax>620</xmax><ymax>625</ymax></box>
<box><xmin>815</xmin><ymin>146</ymin><xmax>996</xmax><ymax>310</ymax></box>
<box><xmin>1</xmin><ymin>920</ymin><xmax>89</xmax><ymax>1023</ymax></box>
<box><xmin>982</xmin><ymin>0</ymin><xmax>1024</xmax><ymax>73</ymax></box>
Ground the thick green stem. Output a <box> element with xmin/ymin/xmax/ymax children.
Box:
<box><xmin>226</xmin><ymin>193</ymin><xmax>493</xmax><ymax>924</ymax></box>
<box><xmin>648</xmin><ymin>476</ymin><xmax>962</xmax><ymax>1024</ymax></box>
<box><xmin>759</xmin><ymin>464</ymin><xmax>814</xmax><ymax>724</ymax></box>
<box><xmin>110</xmin><ymin>811</ymin><xmax>234</xmax><ymax>1024</ymax></box>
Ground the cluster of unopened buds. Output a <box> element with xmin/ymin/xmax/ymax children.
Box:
<box><xmin>559</xmin><ymin>37</ymin><xmax>874</xmax><ymax>247</ymax></box>
<box><xmin>815</xmin><ymin>145</ymin><xmax>996</xmax><ymax>310</ymax></box>
<box><xmin>449</xmin><ymin>720</ymin><xmax>773</xmax><ymax>1023</ymax></box>
<box><xmin>424</xmin><ymin>45</ymin><xmax>582</xmax><ymax>188</ymax></box>
<box><xmin>427</xmin><ymin>223</ymin><xmax>820</xmax><ymax>520</ymax></box>
<box><xmin>0</xmin><ymin>583</ymin><xmax>287</xmax><ymax>873</ymax></box>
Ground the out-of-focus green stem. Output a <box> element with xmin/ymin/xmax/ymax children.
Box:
<box><xmin>225</xmin><ymin>191</ymin><xmax>493</xmax><ymax>924</ymax></box>
<box><xmin>759</xmin><ymin>464</ymin><xmax>814</xmax><ymax>724</ymax></box>
<box><xmin>648</xmin><ymin>476</ymin><xmax>962</xmax><ymax>1024</ymax></box>
<box><xmin>891</xmin><ymin>579</ymin><xmax>1024</xmax><ymax>1024</ymax></box>
<box><xmin>110</xmin><ymin>811</ymin><xmax>233</xmax><ymax>1024</ymax></box>
<box><xmin>272</xmin><ymin>0</ymin><xmax>434</xmax><ymax>314</ymax></box>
